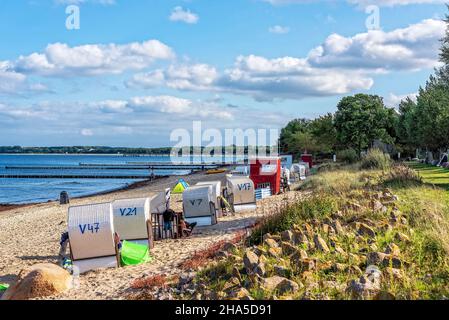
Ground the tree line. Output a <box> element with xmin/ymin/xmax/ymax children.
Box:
<box><xmin>281</xmin><ymin>8</ymin><xmax>449</xmax><ymax>161</ymax></box>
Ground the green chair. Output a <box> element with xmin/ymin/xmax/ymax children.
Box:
<box><xmin>120</xmin><ymin>241</ymin><xmax>152</xmax><ymax>266</ymax></box>
<box><xmin>0</xmin><ymin>284</ymin><xmax>9</xmax><ymax>292</ymax></box>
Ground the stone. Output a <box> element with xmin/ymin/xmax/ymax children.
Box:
<box><xmin>281</xmin><ymin>241</ymin><xmax>297</xmax><ymax>256</ymax></box>
<box><xmin>263</xmin><ymin>233</ymin><xmax>273</xmax><ymax>242</ymax></box>
<box><xmin>2</xmin><ymin>263</ymin><xmax>72</xmax><ymax>300</ymax></box>
<box><xmin>179</xmin><ymin>272</ymin><xmax>196</xmax><ymax>286</ymax></box>
<box><xmin>291</xmin><ymin>248</ymin><xmax>308</xmax><ymax>261</ymax></box>
<box><xmin>254</xmin><ymin>263</ymin><xmax>266</xmax><ymax>277</ymax></box>
<box><xmin>267</xmin><ymin>247</ymin><xmax>282</xmax><ymax>258</ymax></box>
<box><xmin>334</xmin><ymin>246</ymin><xmax>347</xmax><ymax>256</ymax></box>
<box><xmin>303</xmin><ymin>223</ymin><xmax>314</xmax><ymax>237</ymax></box>
<box><xmin>367</xmin><ymin>252</ymin><xmax>403</xmax><ymax>268</ymax></box>
<box><xmin>333</xmin><ymin>220</ymin><xmax>344</xmax><ymax>235</ymax></box>
<box><xmin>357</xmin><ymin>223</ymin><xmax>376</xmax><ymax>238</ymax></box>
<box><xmin>372</xmin><ymin>200</ymin><xmax>387</xmax><ymax>212</ymax></box>
<box><xmin>313</xmin><ymin>235</ymin><xmax>330</xmax><ymax>253</ymax></box>
<box><xmin>222</xmin><ymin>277</ymin><xmax>241</xmax><ymax>292</ymax></box>
<box><xmin>383</xmin><ymin>267</ymin><xmax>404</xmax><ymax>281</ymax></box>
<box><xmin>228</xmin><ymin>287</ymin><xmax>252</xmax><ymax>300</ymax></box>
<box><xmin>274</xmin><ymin>265</ymin><xmax>291</xmax><ymax>278</ymax></box>
<box><xmin>281</xmin><ymin>230</ymin><xmax>294</xmax><ymax>242</ymax></box>
<box><xmin>394</xmin><ymin>232</ymin><xmax>411</xmax><ymax>243</ymax></box>
<box><xmin>222</xmin><ymin>242</ymin><xmax>238</xmax><ymax>252</ymax></box>
<box><xmin>346</xmin><ymin>270</ymin><xmax>381</xmax><ymax>299</ymax></box>
<box><xmin>262</xmin><ymin>276</ymin><xmax>301</xmax><ymax>295</ymax></box>
<box><xmin>232</xmin><ymin>267</ymin><xmax>242</xmax><ymax>282</ymax></box>
<box><xmin>292</xmin><ymin>230</ymin><xmax>306</xmax><ymax>245</ymax></box>
<box><xmin>385</xmin><ymin>243</ymin><xmax>401</xmax><ymax>256</ymax></box>
<box><xmin>331</xmin><ymin>263</ymin><xmax>347</xmax><ymax>273</ymax></box>
<box><xmin>294</xmin><ymin>258</ymin><xmax>316</xmax><ymax>272</ymax></box>
<box><xmin>243</xmin><ymin>250</ymin><xmax>259</xmax><ymax>272</ymax></box>
<box><xmin>264</xmin><ymin>238</ymin><xmax>279</xmax><ymax>249</ymax></box>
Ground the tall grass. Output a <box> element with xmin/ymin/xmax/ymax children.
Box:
<box><xmin>360</xmin><ymin>148</ymin><xmax>391</xmax><ymax>170</ymax></box>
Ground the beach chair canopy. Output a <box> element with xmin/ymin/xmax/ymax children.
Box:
<box><xmin>150</xmin><ymin>188</ymin><xmax>171</xmax><ymax>214</ymax></box>
<box><xmin>183</xmin><ymin>185</ymin><xmax>215</xmax><ymax>218</ymax></box>
<box><xmin>112</xmin><ymin>197</ymin><xmax>151</xmax><ymax>242</ymax></box>
<box><xmin>226</xmin><ymin>176</ymin><xmax>256</xmax><ymax>206</ymax></box>
<box><xmin>196</xmin><ymin>181</ymin><xmax>222</xmax><ymax>208</ymax></box>
<box><xmin>68</xmin><ymin>203</ymin><xmax>116</xmax><ymax>261</ymax></box>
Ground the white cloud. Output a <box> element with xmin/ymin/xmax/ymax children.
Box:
<box><xmin>269</xmin><ymin>25</ymin><xmax>290</xmax><ymax>34</ymax></box>
<box><xmin>0</xmin><ymin>61</ymin><xmax>49</xmax><ymax>95</ymax></box>
<box><xmin>13</xmin><ymin>39</ymin><xmax>174</xmax><ymax>77</ymax></box>
<box><xmin>385</xmin><ymin>92</ymin><xmax>418</xmax><ymax>107</ymax></box>
<box><xmin>80</xmin><ymin>128</ymin><xmax>94</xmax><ymax>136</ymax></box>
<box><xmin>169</xmin><ymin>7</ymin><xmax>199</xmax><ymax>24</ymax></box>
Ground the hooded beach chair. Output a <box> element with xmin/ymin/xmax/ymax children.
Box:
<box><xmin>68</xmin><ymin>202</ymin><xmax>119</xmax><ymax>274</ymax></box>
<box><xmin>196</xmin><ymin>181</ymin><xmax>223</xmax><ymax>217</ymax></box>
<box><xmin>182</xmin><ymin>185</ymin><xmax>217</xmax><ymax>227</ymax></box>
<box><xmin>225</xmin><ymin>176</ymin><xmax>257</xmax><ymax>212</ymax></box>
<box><xmin>112</xmin><ymin>196</ymin><xmax>156</xmax><ymax>248</ymax></box>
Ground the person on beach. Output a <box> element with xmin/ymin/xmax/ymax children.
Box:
<box><xmin>179</xmin><ymin>216</ymin><xmax>197</xmax><ymax>237</ymax></box>
<box><xmin>162</xmin><ymin>209</ymin><xmax>175</xmax><ymax>236</ymax></box>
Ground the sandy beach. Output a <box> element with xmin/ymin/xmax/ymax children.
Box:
<box><xmin>0</xmin><ymin>171</ymin><xmax>303</xmax><ymax>300</ymax></box>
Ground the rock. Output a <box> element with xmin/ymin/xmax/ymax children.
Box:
<box><xmin>331</xmin><ymin>263</ymin><xmax>347</xmax><ymax>273</ymax></box>
<box><xmin>232</xmin><ymin>267</ymin><xmax>242</xmax><ymax>282</ymax></box>
<box><xmin>346</xmin><ymin>268</ymin><xmax>382</xmax><ymax>299</ymax></box>
<box><xmin>264</xmin><ymin>238</ymin><xmax>279</xmax><ymax>249</ymax></box>
<box><xmin>333</xmin><ymin>220</ymin><xmax>344</xmax><ymax>234</ymax></box>
<box><xmin>294</xmin><ymin>258</ymin><xmax>316</xmax><ymax>272</ymax></box>
<box><xmin>274</xmin><ymin>265</ymin><xmax>291</xmax><ymax>278</ymax></box>
<box><xmin>281</xmin><ymin>230</ymin><xmax>294</xmax><ymax>242</ymax></box>
<box><xmin>281</xmin><ymin>242</ymin><xmax>297</xmax><ymax>256</ymax></box>
<box><xmin>263</xmin><ymin>233</ymin><xmax>273</xmax><ymax>242</ymax></box>
<box><xmin>334</xmin><ymin>246</ymin><xmax>347</xmax><ymax>257</ymax></box>
<box><xmin>222</xmin><ymin>242</ymin><xmax>238</xmax><ymax>252</ymax></box>
<box><xmin>313</xmin><ymin>235</ymin><xmax>330</xmax><ymax>253</ymax></box>
<box><xmin>292</xmin><ymin>230</ymin><xmax>306</xmax><ymax>245</ymax></box>
<box><xmin>367</xmin><ymin>252</ymin><xmax>403</xmax><ymax>268</ymax></box>
<box><xmin>394</xmin><ymin>232</ymin><xmax>411</xmax><ymax>243</ymax></box>
<box><xmin>303</xmin><ymin>223</ymin><xmax>314</xmax><ymax>237</ymax></box>
<box><xmin>243</xmin><ymin>250</ymin><xmax>259</xmax><ymax>272</ymax></box>
<box><xmin>372</xmin><ymin>200</ymin><xmax>387</xmax><ymax>212</ymax></box>
<box><xmin>291</xmin><ymin>248</ymin><xmax>308</xmax><ymax>261</ymax></box>
<box><xmin>228</xmin><ymin>287</ymin><xmax>252</xmax><ymax>300</ymax></box>
<box><xmin>357</xmin><ymin>223</ymin><xmax>376</xmax><ymax>238</ymax></box>
<box><xmin>2</xmin><ymin>263</ymin><xmax>72</xmax><ymax>300</ymax></box>
<box><xmin>254</xmin><ymin>263</ymin><xmax>266</xmax><ymax>277</ymax></box>
<box><xmin>222</xmin><ymin>277</ymin><xmax>241</xmax><ymax>292</ymax></box>
<box><xmin>385</xmin><ymin>243</ymin><xmax>400</xmax><ymax>256</ymax></box>
<box><xmin>268</xmin><ymin>247</ymin><xmax>282</xmax><ymax>258</ymax></box>
<box><xmin>179</xmin><ymin>272</ymin><xmax>196</xmax><ymax>286</ymax></box>
<box><xmin>383</xmin><ymin>267</ymin><xmax>404</xmax><ymax>281</ymax></box>
<box><xmin>262</xmin><ymin>276</ymin><xmax>301</xmax><ymax>295</ymax></box>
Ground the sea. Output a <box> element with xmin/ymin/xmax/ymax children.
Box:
<box><xmin>0</xmin><ymin>154</ymin><xmax>237</xmax><ymax>204</ymax></box>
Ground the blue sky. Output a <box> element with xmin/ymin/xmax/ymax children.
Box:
<box><xmin>0</xmin><ymin>0</ymin><xmax>447</xmax><ymax>147</ymax></box>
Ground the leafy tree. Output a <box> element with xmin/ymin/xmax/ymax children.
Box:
<box><xmin>279</xmin><ymin>119</ymin><xmax>312</xmax><ymax>155</ymax></box>
<box><xmin>309</xmin><ymin>113</ymin><xmax>337</xmax><ymax>154</ymax></box>
<box><xmin>396</xmin><ymin>97</ymin><xmax>419</xmax><ymax>156</ymax></box>
<box><xmin>334</xmin><ymin>94</ymin><xmax>397</xmax><ymax>155</ymax></box>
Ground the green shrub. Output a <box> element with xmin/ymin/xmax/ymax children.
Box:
<box><xmin>360</xmin><ymin>148</ymin><xmax>391</xmax><ymax>170</ymax></box>
<box><xmin>336</xmin><ymin>149</ymin><xmax>359</xmax><ymax>164</ymax></box>
<box><xmin>248</xmin><ymin>195</ymin><xmax>337</xmax><ymax>245</ymax></box>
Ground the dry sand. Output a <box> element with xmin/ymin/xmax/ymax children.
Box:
<box><xmin>0</xmin><ymin>172</ymin><xmax>304</xmax><ymax>300</ymax></box>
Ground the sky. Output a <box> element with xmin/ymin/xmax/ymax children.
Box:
<box><xmin>0</xmin><ymin>0</ymin><xmax>448</xmax><ymax>147</ymax></box>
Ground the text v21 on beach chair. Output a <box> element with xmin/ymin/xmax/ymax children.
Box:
<box><xmin>120</xmin><ymin>240</ymin><xmax>152</xmax><ymax>266</ymax></box>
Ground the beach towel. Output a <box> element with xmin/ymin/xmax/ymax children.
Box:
<box><xmin>120</xmin><ymin>240</ymin><xmax>152</xmax><ymax>266</ymax></box>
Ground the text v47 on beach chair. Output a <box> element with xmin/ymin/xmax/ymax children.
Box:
<box><xmin>68</xmin><ymin>203</ymin><xmax>120</xmax><ymax>274</ymax></box>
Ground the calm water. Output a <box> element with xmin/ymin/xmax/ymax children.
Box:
<box><xmin>0</xmin><ymin>154</ymin><xmax>237</xmax><ymax>204</ymax></box>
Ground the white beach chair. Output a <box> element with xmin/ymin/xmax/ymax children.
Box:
<box><xmin>68</xmin><ymin>202</ymin><xmax>119</xmax><ymax>274</ymax></box>
<box><xmin>112</xmin><ymin>197</ymin><xmax>154</xmax><ymax>248</ymax></box>
<box><xmin>225</xmin><ymin>176</ymin><xmax>257</xmax><ymax>212</ymax></box>
<box><xmin>196</xmin><ymin>181</ymin><xmax>222</xmax><ymax>217</ymax></box>
<box><xmin>183</xmin><ymin>185</ymin><xmax>217</xmax><ymax>227</ymax></box>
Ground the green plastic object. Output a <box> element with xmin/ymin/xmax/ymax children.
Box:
<box><xmin>120</xmin><ymin>240</ymin><xmax>152</xmax><ymax>266</ymax></box>
<box><xmin>0</xmin><ymin>284</ymin><xmax>9</xmax><ymax>292</ymax></box>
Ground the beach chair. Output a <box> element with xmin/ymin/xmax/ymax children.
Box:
<box><xmin>68</xmin><ymin>203</ymin><xmax>120</xmax><ymax>274</ymax></box>
<box><xmin>182</xmin><ymin>185</ymin><xmax>217</xmax><ymax>227</ymax></box>
<box><xmin>225</xmin><ymin>176</ymin><xmax>257</xmax><ymax>212</ymax></box>
<box><xmin>112</xmin><ymin>197</ymin><xmax>155</xmax><ymax>249</ymax></box>
<box><xmin>196</xmin><ymin>181</ymin><xmax>223</xmax><ymax>217</ymax></box>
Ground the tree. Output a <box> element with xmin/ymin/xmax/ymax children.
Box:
<box><xmin>309</xmin><ymin>113</ymin><xmax>337</xmax><ymax>154</ymax></box>
<box><xmin>279</xmin><ymin>119</ymin><xmax>312</xmax><ymax>155</ymax></box>
<box><xmin>396</xmin><ymin>97</ymin><xmax>419</xmax><ymax>156</ymax></box>
<box><xmin>334</xmin><ymin>94</ymin><xmax>397</xmax><ymax>155</ymax></box>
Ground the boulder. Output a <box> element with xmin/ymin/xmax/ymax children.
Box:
<box><xmin>294</xmin><ymin>258</ymin><xmax>316</xmax><ymax>272</ymax></box>
<box><xmin>357</xmin><ymin>223</ymin><xmax>376</xmax><ymax>238</ymax></box>
<box><xmin>281</xmin><ymin>242</ymin><xmax>297</xmax><ymax>256</ymax></box>
<box><xmin>264</xmin><ymin>238</ymin><xmax>279</xmax><ymax>249</ymax></box>
<box><xmin>280</xmin><ymin>230</ymin><xmax>294</xmax><ymax>242</ymax></box>
<box><xmin>367</xmin><ymin>252</ymin><xmax>403</xmax><ymax>268</ymax></box>
<box><xmin>254</xmin><ymin>263</ymin><xmax>266</xmax><ymax>277</ymax></box>
<box><xmin>267</xmin><ymin>247</ymin><xmax>282</xmax><ymax>258</ymax></box>
<box><xmin>2</xmin><ymin>263</ymin><xmax>72</xmax><ymax>300</ymax></box>
<box><xmin>243</xmin><ymin>250</ymin><xmax>259</xmax><ymax>272</ymax></box>
<box><xmin>262</xmin><ymin>276</ymin><xmax>301</xmax><ymax>295</ymax></box>
<box><xmin>313</xmin><ymin>235</ymin><xmax>330</xmax><ymax>253</ymax></box>
<box><xmin>346</xmin><ymin>268</ymin><xmax>382</xmax><ymax>299</ymax></box>
<box><xmin>291</xmin><ymin>248</ymin><xmax>308</xmax><ymax>261</ymax></box>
